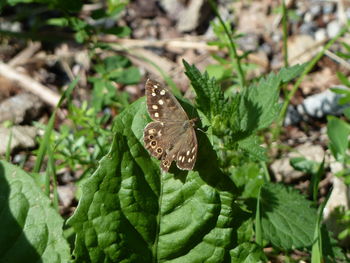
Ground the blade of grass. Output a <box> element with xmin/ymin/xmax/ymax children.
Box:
<box><xmin>47</xmin><ymin>144</ymin><xmax>59</xmax><ymax>211</ymax></box>
<box><xmin>255</xmin><ymin>186</ymin><xmax>262</xmax><ymax>246</ymax></box>
<box><xmin>311</xmin><ymin>188</ymin><xmax>331</xmax><ymax>263</ymax></box>
<box><xmin>276</xmin><ymin>26</ymin><xmax>348</xmax><ymax>138</ymax></box>
<box><xmin>310</xmin><ymin>157</ymin><xmax>325</xmax><ymax>202</ymax></box>
<box><xmin>282</xmin><ymin>0</ymin><xmax>289</xmax><ymax>67</ymax></box>
<box><xmin>260</xmin><ymin>161</ymin><xmax>271</xmax><ymax>182</ymax></box>
<box><xmin>33</xmin><ymin>78</ymin><xmax>79</xmax><ymax>173</ymax></box>
<box><xmin>208</xmin><ymin>0</ymin><xmax>246</xmax><ymax>88</ymax></box>
<box><xmin>5</xmin><ymin>128</ymin><xmax>13</xmax><ymax>162</ymax></box>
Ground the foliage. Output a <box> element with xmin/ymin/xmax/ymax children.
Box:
<box><xmin>0</xmin><ymin>1</ymin><xmax>348</xmax><ymax>262</ymax></box>
<box><xmin>51</xmin><ymin>102</ymin><xmax>112</xmax><ymax>178</ymax></box>
<box><xmin>89</xmin><ymin>55</ymin><xmax>141</xmax><ymax>111</ymax></box>
<box><xmin>66</xmin><ymin>61</ymin><xmax>337</xmax><ymax>262</ymax></box>
<box><xmin>0</xmin><ymin>161</ymin><xmax>70</xmax><ymax>263</ymax></box>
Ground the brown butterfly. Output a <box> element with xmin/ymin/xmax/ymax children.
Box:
<box><xmin>143</xmin><ymin>79</ymin><xmax>197</xmax><ymax>172</ymax></box>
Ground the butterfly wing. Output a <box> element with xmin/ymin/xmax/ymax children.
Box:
<box><xmin>174</xmin><ymin>127</ymin><xmax>197</xmax><ymax>170</ymax></box>
<box><xmin>144</xmin><ymin>121</ymin><xmax>182</xmax><ymax>171</ymax></box>
<box><xmin>144</xmin><ymin>79</ymin><xmax>198</xmax><ymax>172</ymax></box>
<box><xmin>145</xmin><ymin>79</ymin><xmax>188</xmax><ymax>122</ymax></box>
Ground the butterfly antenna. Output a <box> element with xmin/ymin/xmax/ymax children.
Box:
<box><xmin>196</xmin><ymin>127</ymin><xmax>207</xmax><ymax>134</ymax></box>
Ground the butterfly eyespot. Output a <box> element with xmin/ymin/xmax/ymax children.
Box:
<box><xmin>151</xmin><ymin>141</ymin><xmax>157</xmax><ymax>147</ymax></box>
<box><xmin>149</xmin><ymin>135</ymin><xmax>154</xmax><ymax>140</ymax></box>
<box><xmin>157</xmin><ymin>148</ymin><xmax>162</xmax><ymax>154</ymax></box>
<box><xmin>163</xmin><ymin>160</ymin><xmax>169</xmax><ymax>165</ymax></box>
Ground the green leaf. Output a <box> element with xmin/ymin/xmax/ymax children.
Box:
<box><xmin>344</xmin><ymin>107</ymin><xmax>350</xmax><ymax>120</ymax></box>
<box><xmin>102</xmin><ymin>26</ymin><xmax>131</xmax><ymax>37</ymax></box>
<box><xmin>0</xmin><ymin>161</ymin><xmax>70</xmax><ymax>263</ymax></box>
<box><xmin>327</xmin><ymin>116</ymin><xmax>350</xmax><ymax>162</ymax></box>
<box><xmin>237</xmin><ymin>136</ymin><xmax>267</xmax><ymax>162</ymax></box>
<box><xmin>239</xmin><ymin>72</ymin><xmax>281</xmax><ymax>132</ymax></box>
<box><xmin>104</xmin><ymin>55</ymin><xmax>130</xmax><ymax>71</ymax></box>
<box><xmin>230</xmin><ymin>163</ymin><xmax>265</xmax><ymax>198</ymax></box>
<box><xmin>108</xmin><ymin>66</ymin><xmax>141</xmax><ymax>84</ymax></box>
<box><xmin>336</xmin><ymin>72</ymin><xmax>350</xmax><ymax>88</ymax></box>
<box><xmin>68</xmin><ymin>98</ymin><xmax>247</xmax><ymax>262</ymax></box>
<box><xmin>230</xmin><ymin>243</ymin><xmax>266</xmax><ymax>263</ymax></box>
<box><xmin>183</xmin><ymin>60</ymin><xmax>225</xmax><ymax>120</ymax></box>
<box><xmin>278</xmin><ymin>63</ymin><xmax>307</xmax><ymax>83</ymax></box>
<box><xmin>290</xmin><ymin>157</ymin><xmax>320</xmax><ymax>175</ymax></box>
<box><xmin>260</xmin><ymin>183</ymin><xmax>317</xmax><ymax>249</ymax></box>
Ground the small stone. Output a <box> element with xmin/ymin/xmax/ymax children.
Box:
<box><xmin>327</xmin><ymin>20</ymin><xmax>341</xmax><ymax>38</ymax></box>
<box><xmin>315</xmin><ymin>28</ymin><xmax>327</xmax><ymax>41</ymax></box>
<box><xmin>300</xmin><ymin>22</ymin><xmax>317</xmax><ymax>35</ymax></box>
<box><xmin>0</xmin><ymin>93</ymin><xmax>43</xmax><ymax>124</ymax></box>
<box><xmin>236</xmin><ymin>33</ymin><xmax>259</xmax><ymax>52</ymax></box>
<box><xmin>0</xmin><ymin>126</ymin><xmax>37</xmax><ymax>155</ymax></box>
<box><xmin>310</xmin><ymin>4</ymin><xmax>322</xmax><ymax>16</ymax></box>
<box><xmin>297</xmin><ymin>88</ymin><xmax>345</xmax><ymax>118</ymax></box>
<box><xmin>304</xmin><ymin>12</ymin><xmax>313</xmax><ymax>23</ymax></box>
<box><xmin>322</xmin><ymin>2</ymin><xmax>335</xmax><ymax>14</ymax></box>
<box><xmin>284</xmin><ymin>105</ymin><xmax>302</xmax><ymax>126</ymax></box>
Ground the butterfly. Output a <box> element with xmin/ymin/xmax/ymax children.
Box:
<box><xmin>143</xmin><ymin>79</ymin><xmax>197</xmax><ymax>172</ymax></box>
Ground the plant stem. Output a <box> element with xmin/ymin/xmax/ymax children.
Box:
<box><xmin>208</xmin><ymin>0</ymin><xmax>246</xmax><ymax>88</ymax></box>
<box><xmin>282</xmin><ymin>0</ymin><xmax>289</xmax><ymax>67</ymax></box>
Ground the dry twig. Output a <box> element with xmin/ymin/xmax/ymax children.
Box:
<box><xmin>0</xmin><ymin>61</ymin><xmax>60</xmax><ymax>106</ymax></box>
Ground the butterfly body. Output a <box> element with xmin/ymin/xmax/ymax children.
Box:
<box><xmin>143</xmin><ymin>79</ymin><xmax>197</xmax><ymax>172</ymax></box>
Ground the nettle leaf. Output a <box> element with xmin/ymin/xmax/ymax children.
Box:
<box><xmin>68</xmin><ymin>98</ymin><xmax>248</xmax><ymax>262</ymax></box>
<box><xmin>183</xmin><ymin>60</ymin><xmax>225</xmax><ymax>120</ymax></box>
<box><xmin>278</xmin><ymin>63</ymin><xmax>306</xmax><ymax>83</ymax></box>
<box><xmin>239</xmin><ymin>72</ymin><xmax>281</xmax><ymax>133</ymax></box>
<box><xmin>260</xmin><ymin>183</ymin><xmax>317</xmax><ymax>249</ymax></box>
<box><xmin>237</xmin><ymin>135</ymin><xmax>267</xmax><ymax>161</ymax></box>
<box><xmin>0</xmin><ymin>161</ymin><xmax>70</xmax><ymax>263</ymax></box>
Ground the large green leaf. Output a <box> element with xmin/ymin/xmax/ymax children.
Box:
<box><xmin>68</xmin><ymin>98</ymin><xmax>247</xmax><ymax>262</ymax></box>
<box><xmin>0</xmin><ymin>161</ymin><xmax>70</xmax><ymax>263</ymax></box>
<box><xmin>260</xmin><ymin>183</ymin><xmax>317</xmax><ymax>249</ymax></box>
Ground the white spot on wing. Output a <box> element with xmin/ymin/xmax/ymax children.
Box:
<box><xmin>153</xmin><ymin>85</ymin><xmax>158</xmax><ymax>89</ymax></box>
<box><xmin>191</xmin><ymin>147</ymin><xmax>196</xmax><ymax>153</ymax></box>
<box><xmin>158</xmin><ymin>99</ymin><xmax>164</xmax><ymax>105</ymax></box>
<box><xmin>188</xmin><ymin>158</ymin><xmax>192</xmax><ymax>163</ymax></box>
<box><xmin>160</xmin><ymin>90</ymin><xmax>166</xmax><ymax>95</ymax></box>
<box><xmin>186</xmin><ymin>150</ymin><xmax>190</xmax><ymax>156</ymax></box>
<box><xmin>152</xmin><ymin>105</ymin><xmax>158</xmax><ymax>109</ymax></box>
<box><xmin>152</xmin><ymin>92</ymin><xmax>156</xmax><ymax>96</ymax></box>
<box><xmin>154</xmin><ymin>112</ymin><xmax>159</xmax><ymax>118</ymax></box>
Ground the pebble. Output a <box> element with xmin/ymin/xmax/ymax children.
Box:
<box><xmin>297</xmin><ymin>88</ymin><xmax>345</xmax><ymax>118</ymax></box>
<box><xmin>310</xmin><ymin>4</ymin><xmax>322</xmax><ymax>16</ymax></box>
<box><xmin>327</xmin><ymin>20</ymin><xmax>341</xmax><ymax>38</ymax></box>
<box><xmin>314</xmin><ymin>28</ymin><xmax>327</xmax><ymax>41</ymax></box>
<box><xmin>300</xmin><ymin>22</ymin><xmax>317</xmax><ymax>35</ymax></box>
<box><xmin>322</xmin><ymin>2</ymin><xmax>335</xmax><ymax>15</ymax></box>
<box><xmin>284</xmin><ymin>86</ymin><xmax>348</xmax><ymax>126</ymax></box>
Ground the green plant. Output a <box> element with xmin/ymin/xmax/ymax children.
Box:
<box><xmin>65</xmin><ymin>59</ymin><xmax>347</xmax><ymax>262</ymax></box>
<box><xmin>89</xmin><ymin>55</ymin><xmax>141</xmax><ymax>111</ymax></box>
<box><xmin>52</xmin><ymin>101</ymin><xmax>113</xmax><ymax>178</ymax></box>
